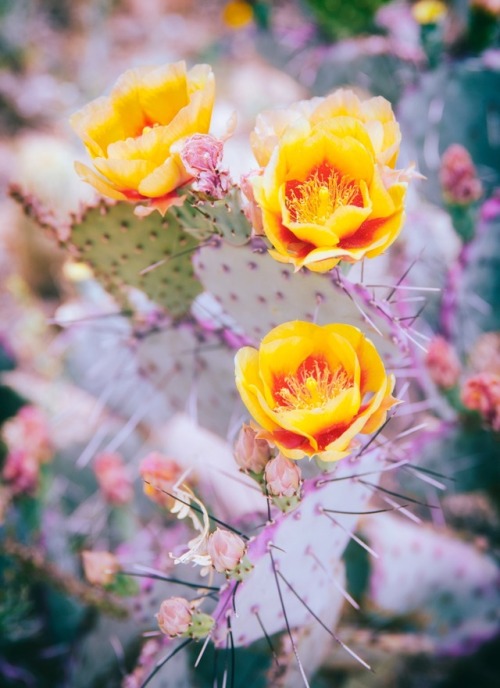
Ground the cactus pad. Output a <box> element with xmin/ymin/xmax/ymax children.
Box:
<box><xmin>70</xmin><ymin>201</ymin><xmax>202</xmax><ymax>318</ymax></box>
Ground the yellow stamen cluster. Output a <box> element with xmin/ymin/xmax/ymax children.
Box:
<box><xmin>275</xmin><ymin>360</ymin><xmax>352</xmax><ymax>411</ymax></box>
<box><xmin>285</xmin><ymin>169</ymin><xmax>360</xmax><ymax>225</ymax></box>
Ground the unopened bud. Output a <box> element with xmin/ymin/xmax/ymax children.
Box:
<box><xmin>425</xmin><ymin>336</ymin><xmax>461</xmax><ymax>389</ymax></box>
<box><xmin>265</xmin><ymin>453</ymin><xmax>301</xmax><ymax>498</ymax></box>
<box><xmin>139</xmin><ymin>452</ymin><xmax>182</xmax><ymax>506</ymax></box>
<box><xmin>156</xmin><ymin>597</ymin><xmax>214</xmax><ymax>639</ymax></box>
<box><xmin>94</xmin><ymin>452</ymin><xmax>133</xmax><ymax>506</ymax></box>
<box><xmin>440</xmin><ymin>144</ymin><xmax>483</xmax><ymax>206</ymax></box>
<box><xmin>461</xmin><ymin>373</ymin><xmax>500</xmax><ymax>431</ymax></box>
<box><xmin>82</xmin><ymin>550</ymin><xmax>119</xmax><ymax>586</ymax></box>
<box><xmin>157</xmin><ymin>597</ymin><xmax>192</xmax><ymax>637</ymax></box>
<box><xmin>234</xmin><ymin>424</ymin><xmax>272</xmax><ymax>473</ymax></box>
<box><xmin>207</xmin><ymin>528</ymin><xmax>247</xmax><ymax>573</ymax></box>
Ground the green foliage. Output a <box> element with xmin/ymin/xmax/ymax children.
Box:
<box><xmin>304</xmin><ymin>0</ymin><xmax>390</xmax><ymax>40</ymax></box>
<box><xmin>70</xmin><ymin>201</ymin><xmax>203</xmax><ymax>318</ymax></box>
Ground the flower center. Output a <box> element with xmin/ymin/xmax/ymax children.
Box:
<box><xmin>274</xmin><ymin>357</ymin><xmax>352</xmax><ymax>411</ymax></box>
<box><xmin>285</xmin><ymin>163</ymin><xmax>362</xmax><ymax>225</ymax></box>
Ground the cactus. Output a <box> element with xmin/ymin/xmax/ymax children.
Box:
<box><xmin>361</xmin><ymin>513</ymin><xmax>500</xmax><ymax>655</ymax></box>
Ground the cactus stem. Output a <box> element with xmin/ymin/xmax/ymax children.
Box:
<box><xmin>275</xmin><ymin>566</ymin><xmax>372</xmax><ymax>671</ymax></box>
<box><xmin>268</xmin><ymin>548</ymin><xmax>311</xmax><ymax>688</ymax></box>
<box><xmin>321</xmin><ymin>511</ymin><xmax>379</xmax><ymax>558</ymax></box>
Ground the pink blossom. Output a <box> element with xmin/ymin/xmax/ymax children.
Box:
<box><xmin>440</xmin><ymin>144</ymin><xmax>483</xmax><ymax>205</ymax></box>
<box><xmin>156</xmin><ymin>597</ymin><xmax>192</xmax><ymax>637</ymax></box>
<box><xmin>234</xmin><ymin>424</ymin><xmax>272</xmax><ymax>473</ymax></box>
<box><xmin>94</xmin><ymin>452</ymin><xmax>133</xmax><ymax>505</ymax></box>
<box><xmin>82</xmin><ymin>550</ymin><xmax>119</xmax><ymax>586</ymax></box>
<box><xmin>265</xmin><ymin>453</ymin><xmax>301</xmax><ymax>498</ymax></box>
<box><xmin>2</xmin><ymin>449</ymin><xmax>39</xmax><ymax>495</ymax></box>
<box><xmin>2</xmin><ymin>405</ymin><xmax>52</xmax><ymax>464</ymax></box>
<box><xmin>425</xmin><ymin>336</ymin><xmax>461</xmax><ymax>389</ymax></box>
<box><xmin>207</xmin><ymin>528</ymin><xmax>246</xmax><ymax>573</ymax></box>
<box><xmin>139</xmin><ymin>452</ymin><xmax>182</xmax><ymax>506</ymax></box>
<box><xmin>461</xmin><ymin>373</ymin><xmax>500</xmax><ymax>431</ymax></box>
<box><xmin>180</xmin><ymin>134</ymin><xmax>231</xmax><ymax>199</ymax></box>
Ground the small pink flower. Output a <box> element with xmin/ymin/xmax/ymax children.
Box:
<box><xmin>82</xmin><ymin>550</ymin><xmax>119</xmax><ymax>586</ymax></box>
<box><xmin>207</xmin><ymin>528</ymin><xmax>246</xmax><ymax>573</ymax></box>
<box><xmin>469</xmin><ymin>332</ymin><xmax>500</xmax><ymax>376</ymax></box>
<box><xmin>265</xmin><ymin>453</ymin><xmax>301</xmax><ymax>498</ymax></box>
<box><xmin>139</xmin><ymin>452</ymin><xmax>182</xmax><ymax>506</ymax></box>
<box><xmin>94</xmin><ymin>452</ymin><xmax>133</xmax><ymax>506</ymax></box>
<box><xmin>156</xmin><ymin>597</ymin><xmax>192</xmax><ymax>637</ymax></box>
<box><xmin>440</xmin><ymin>144</ymin><xmax>483</xmax><ymax>206</ymax></box>
<box><xmin>461</xmin><ymin>373</ymin><xmax>500</xmax><ymax>431</ymax></box>
<box><xmin>179</xmin><ymin>134</ymin><xmax>231</xmax><ymax>199</ymax></box>
<box><xmin>425</xmin><ymin>336</ymin><xmax>461</xmax><ymax>389</ymax></box>
<box><xmin>234</xmin><ymin>424</ymin><xmax>272</xmax><ymax>473</ymax></box>
<box><xmin>2</xmin><ymin>405</ymin><xmax>52</xmax><ymax>464</ymax></box>
<box><xmin>2</xmin><ymin>449</ymin><xmax>39</xmax><ymax>495</ymax></box>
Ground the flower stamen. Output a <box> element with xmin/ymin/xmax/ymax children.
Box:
<box><xmin>275</xmin><ymin>358</ymin><xmax>352</xmax><ymax>411</ymax></box>
<box><xmin>285</xmin><ymin>166</ymin><xmax>361</xmax><ymax>225</ymax></box>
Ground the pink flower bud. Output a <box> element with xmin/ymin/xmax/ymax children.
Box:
<box><xmin>2</xmin><ymin>449</ymin><xmax>39</xmax><ymax>495</ymax></box>
<box><xmin>234</xmin><ymin>424</ymin><xmax>272</xmax><ymax>473</ymax></box>
<box><xmin>207</xmin><ymin>528</ymin><xmax>247</xmax><ymax>573</ymax></box>
<box><xmin>425</xmin><ymin>336</ymin><xmax>461</xmax><ymax>389</ymax></box>
<box><xmin>461</xmin><ymin>373</ymin><xmax>500</xmax><ymax>431</ymax></box>
<box><xmin>265</xmin><ymin>453</ymin><xmax>301</xmax><ymax>498</ymax></box>
<box><xmin>82</xmin><ymin>550</ymin><xmax>119</xmax><ymax>586</ymax></box>
<box><xmin>180</xmin><ymin>134</ymin><xmax>231</xmax><ymax>199</ymax></box>
<box><xmin>156</xmin><ymin>597</ymin><xmax>192</xmax><ymax>637</ymax></box>
<box><xmin>440</xmin><ymin>144</ymin><xmax>483</xmax><ymax>205</ymax></box>
<box><xmin>139</xmin><ymin>452</ymin><xmax>182</xmax><ymax>506</ymax></box>
<box><xmin>2</xmin><ymin>405</ymin><xmax>52</xmax><ymax>465</ymax></box>
<box><xmin>469</xmin><ymin>332</ymin><xmax>500</xmax><ymax>376</ymax></box>
<box><xmin>94</xmin><ymin>452</ymin><xmax>133</xmax><ymax>505</ymax></box>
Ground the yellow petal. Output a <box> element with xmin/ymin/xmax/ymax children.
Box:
<box><xmin>235</xmin><ymin>347</ymin><xmax>282</xmax><ymax>433</ymax></box>
<box><xmin>138</xmin><ymin>155</ymin><xmax>189</xmax><ymax>198</ymax></box>
<box><xmin>70</xmin><ymin>97</ymin><xmax>126</xmax><ymax>158</ymax></box>
<box><xmin>73</xmin><ymin>161</ymin><xmax>128</xmax><ymax>200</ymax></box>
<box><xmin>93</xmin><ymin>157</ymin><xmax>156</xmax><ymax>191</ymax></box>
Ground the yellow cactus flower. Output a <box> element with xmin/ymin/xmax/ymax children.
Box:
<box><xmin>249</xmin><ymin>89</ymin><xmax>408</xmax><ymax>272</ymax></box>
<box><xmin>412</xmin><ymin>0</ymin><xmax>447</xmax><ymax>25</ymax></box>
<box><xmin>235</xmin><ymin>321</ymin><xmax>398</xmax><ymax>462</ymax></box>
<box><xmin>70</xmin><ymin>62</ymin><xmax>215</xmax><ymax>214</ymax></box>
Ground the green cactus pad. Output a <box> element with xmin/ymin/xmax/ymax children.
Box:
<box><xmin>70</xmin><ymin>202</ymin><xmax>202</xmax><ymax>318</ymax></box>
<box><xmin>174</xmin><ymin>188</ymin><xmax>252</xmax><ymax>246</ymax></box>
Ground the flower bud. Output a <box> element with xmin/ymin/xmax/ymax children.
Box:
<box><xmin>2</xmin><ymin>405</ymin><xmax>52</xmax><ymax>465</ymax></box>
<box><xmin>265</xmin><ymin>453</ymin><xmax>301</xmax><ymax>498</ymax></box>
<box><xmin>207</xmin><ymin>528</ymin><xmax>246</xmax><ymax>573</ymax></box>
<box><xmin>139</xmin><ymin>452</ymin><xmax>182</xmax><ymax>507</ymax></box>
<box><xmin>469</xmin><ymin>332</ymin><xmax>500</xmax><ymax>376</ymax></box>
<box><xmin>440</xmin><ymin>144</ymin><xmax>483</xmax><ymax>206</ymax></box>
<box><xmin>82</xmin><ymin>550</ymin><xmax>119</xmax><ymax>586</ymax></box>
<box><xmin>94</xmin><ymin>452</ymin><xmax>133</xmax><ymax>506</ymax></box>
<box><xmin>234</xmin><ymin>424</ymin><xmax>272</xmax><ymax>473</ymax></box>
<box><xmin>157</xmin><ymin>597</ymin><xmax>192</xmax><ymax>637</ymax></box>
<box><xmin>425</xmin><ymin>336</ymin><xmax>461</xmax><ymax>389</ymax></box>
<box><xmin>461</xmin><ymin>373</ymin><xmax>500</xmax><ymax>431</ymax></box>
<box><xmin>2</xmin><ymin>450</ymin><xmax>39</xmax><ymax>495</ymax></box>
<box><xmin>179</xmin><ymin>134</ymin><xmax>231</xmax><ymax>199</ymax></box>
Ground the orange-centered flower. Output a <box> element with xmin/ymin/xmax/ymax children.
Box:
<box><xmin>249</xmin><ymin>90</ymin><xmax>408</xmax><ymax>272</ymax></box>
<box><xmin>235</xmin><ymin>321</ymin><xmax>398</xmax><ymax>461</ymax></box>
<box><xmin>70</xmin><ymin>61</ymin><xmax>215</xmax><ymax>213</ymax></box>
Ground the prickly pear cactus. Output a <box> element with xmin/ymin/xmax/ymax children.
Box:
<box><xmin>361</xmin><ymin>513</ymin><xmax>500</xmax><ymax>655</ymax></box>
<box><xmin>213</xmin><ymin>449</ymin><xmax>385</xmax><ymax>657</ymax></box>
<box><xmin>70</xmin><ymin>201</ymin><xmax>202</xmax><ymax>318</ymax></box>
